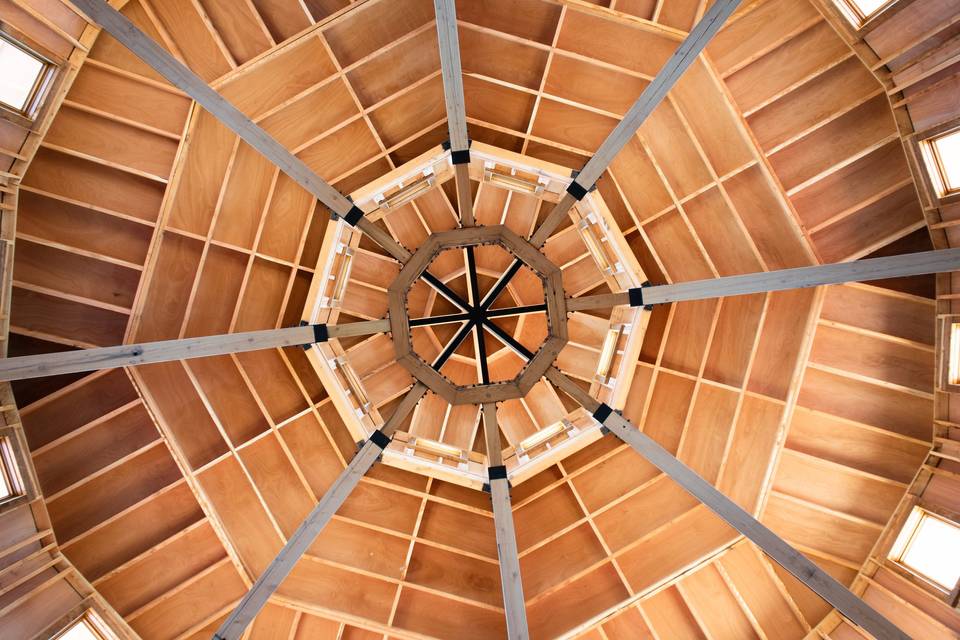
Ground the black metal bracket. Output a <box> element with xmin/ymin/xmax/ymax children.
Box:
<box><xmin>451</xmin><ymin>149</ymin><xmax>471</xmax><ymax>165</ymax></box>
<box><xmin>592</xmin><ymin>402</ymin><xmax>613</xmax><ymax>424</ymax></box>
<box><xmin>488</xmin><ymin>465</ymin><xmax>508</xmax><ymax>480</ymax></box>
<box><xmin>627</xmin><ymin>281</ymin><xmax>655</xmax><ymax>310</ymax></box>
<box><xmin>300</xmin><ymin>321</ymin><xmax>329</xmax><ymax>349</ymax></box>
<box><xmin>368</xmin><ymin>429</ymin><xmax>391</xmax><ymax>450</ymax></box>
<box><xmin>567</xmin><ymin>169</ymin><xmax>598</xmax><ymax>201</ymax></box>
<box><xmin>342</xmin><ymin>204</ymin><xmax>364</xmax><ymax>226</ymax></box>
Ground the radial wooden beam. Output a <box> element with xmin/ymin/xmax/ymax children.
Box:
<box><xmin>433</xmin><ymin>0</ymin><xmax>475</xmax><ymax>227</ymax></box>
<box><xmin>544</xmin><ymin>367</ymin><xmax>909</xmax><ymax>640</ymax></box>
<box><xmin>529</xmin><ymin>0</ymin><xmax>743</xmax><ymax>247</ymax></box>
<box><xmin>567</xmin><ymin>248</ymin><xmax>960</xmax><ymax>311</ymax></box>
<box><xmin>483</xmin><ymin>403</ymin><xmax>529</xmax><ymax>640</ymax></box>
<box><xmin>0</xmin><ymin>320</ymin><xmax>389</xmax><ymax>381</ymax></box>
<box><xmin>68</xmin><ymin>0</ymin><xmax>410</xmax><ymax>263</ymax></box>
<box><xmin>215</xmin><ymin>383</ymin><xmax>427</xmax><ymax>640</ymax></box>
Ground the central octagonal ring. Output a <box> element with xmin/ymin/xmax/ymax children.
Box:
<box><xmin>388</xmin><ymin>225</ymin><xmax>568</xmax><ymax>405</ymax></box>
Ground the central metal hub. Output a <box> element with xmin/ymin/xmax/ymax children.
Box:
<box><xmin>389</xmin><ymin>225</ymin><xmax>567</xmax><ymax>404</ymax></box>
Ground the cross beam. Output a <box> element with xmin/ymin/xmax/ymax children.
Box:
<box><xmin>528</xmin><ymin>0</ymin><xmax>744</xmax><ymax>248</ymax></box>
<box><xmin>544</xmin><ymin>367</ymin><xmax>909</xmax><ymax>640</ymax></box>
<box><xmin>214</xmin><ymin>383</ymin><xmax>427</xmax><ymax>640</ymax></box>
<box><xmin>433</xmin><ymin>0</ymin><xmax>475</xmax><ymax>227</ymax></box>
<box><xmin>0</xmin><ymin>320</ymin><xmax>389</xmax><ymax>381</ymax></box>
<box><xmin>69</xmin><ymin>0</ymin><xmax>410</xmax><ymax>263</ymax></box>
<box><xmin>483</xmin><ymin>403</ymin><xmax>529</xmax><ymax>639</ymax></box>
<box><xmin>566</xmin><ymin>248</ymin><xmax>960</xmax><ymax>312</ymax></box>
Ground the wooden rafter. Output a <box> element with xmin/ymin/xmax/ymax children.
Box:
<box><xmin>433</xmin><ymin>0</ymin><xmax>475</xmax><ymax>227</ymax></box>
<box><xmin>544</xmin><ymin>366</ymin><xmax>909</xmax><ymax>640</ymax></box>
<box><xmin>568</xmin><ymin>247</ymin><xmax>960</xmax><ymax>311</ymax></box>
<box><xmin>483</xmin><ymin>402</ymin><xmax>528</xmax><ymax>640</ymax></box>
<box><xmin>68</xmin><ymin>0</ymin><xmax>411</xmax><ymax>263</ymax></box>
<box><xmin>528</xmin><ymin>0</ymin><xmax>745</xmax><ymax>248</ymax></box>
<box><xmin>213</xmin><ymin>383</ymin><xmax>427</xmax><ymax>640</ymax></box>
<box><xmin>0</xmin><ymin>320</ymin><xmax>388</xmax><ymax>381</ymax></box>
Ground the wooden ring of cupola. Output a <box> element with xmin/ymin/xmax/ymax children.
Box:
<box><xmin>388</xmin><ymin>225</ymin><xmax>568</xmax><ymax>405</ymax></box>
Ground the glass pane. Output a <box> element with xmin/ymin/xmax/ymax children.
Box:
<box><xmin>850</xmin><ymin>0</ymin><xmax>889</xmax><ymax>15</ymax></box>
<box><xmin>58</xmin><ymin>619</ymin><xmax>102</xmax><ymax>640</ymax></box>
<box><xmin>934</xmin><ymin>131</ymin><xmax>960</xmax><ymax>192</ymax></box>
<box><xmin>0</xmin><ymin>38</ymin><xmax>44</xmax><ymax>112</ymax></box>
<box><xmin>901</xmin><ymin>514</ymin><xmax>960</xmax><ymax>589</ymax></box>
<box><xmin>0</xmin><ymin>437</ymin><xmax>12</xmax><ymax>501</ymax></box>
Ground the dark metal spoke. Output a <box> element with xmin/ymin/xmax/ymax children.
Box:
<box><xmin>482</xmin><ymin>320</ymin><xmax>535</xmax><ymax>361</ymax></box>
<box><xmin>432</xmin><ymin>320</ymin><xmax>475</xmax><ymax>370</ymax></box>
<box><xmin>480</xmin><ymin>258</ymin><xmax>522</xmax><ymax>309</ymax></box>
<box><xmin>473</xmin><ymin>323</ymin><xmax>490</xmax><ymax>384</ymax></box>
<box><xmin>485</xmin><ymin>304</ymin><xmax>547</xmax><ymax>319</ymax></box>
<box><xmin>423</xmin><ymin>271</ymin><xmax>472</xmax><ymax>312</ymax></box>
<box><xmin>409</xmin><ymin>312</ymin><xmax>472</xmax><ymax>328</ymax></box>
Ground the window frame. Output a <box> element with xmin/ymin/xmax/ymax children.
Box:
<box><xmin>919</xmin><ymin>121</ymin><xmax>960</xmax><ymax>205</ymax></box>
<box><xmin>832</xmin><ymin>0</ymin><xmax>899</xmax><ymax>29</ymax></box>
<box><xmin>48</xmin><ymin>609</ymin><xmax>118</xmax><ymax>640</ymax></box>
<box><xmin>0</xmin><ymin>420</ymin><xmax>36</xmax><ymax>516</ymax></box>
<box><xmin>886</xmin><ymin>504</ymin><xmax>960</xmax><ymax>604</ymax></box>
<box><xmin>938</xmin><ymin>315</ymin><xmax>960</xmax><ymax>393</ymax></box>
<box><xmin>0</xmin><ymin>29</ymin><xmax>58</xmax><ymax>126</ymax></box>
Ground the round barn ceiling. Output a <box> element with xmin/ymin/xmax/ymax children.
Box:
<box><xmin>1</xmin><ymin>0</ymin><xmax>958</xmax><ymax>639</ymax></box>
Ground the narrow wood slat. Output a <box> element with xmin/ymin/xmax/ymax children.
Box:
<box><xmin>545</xmin><ymin>367</ymin><xmax>911</xmax><ymax>640</ymax></box>
<box><xmin>213</xmin><ymin>383</ymin><xmax>427</xmax><ymax>640</ymax></box>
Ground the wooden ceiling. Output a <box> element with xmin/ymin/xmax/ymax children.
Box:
<box><xmin>0</xmin><ymin>0</ymin><xmax>956</xmax><ymax>638</ymax></box>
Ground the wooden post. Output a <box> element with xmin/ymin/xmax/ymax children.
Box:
<box><xmin>544</xmin><ymin>368</ymin><xmax>910</xmax><ymax>640</ymax></box>
<box><xmin>68</xmin><ymin>0</ymin><xmax>410</xmax><ymax>263</ymax></box>
<box><xmin>214</xmin><ymin>384</ymin><xmax>427</xmax><ymax>640</ymax></box>
<box><xmin>528</xmin><ymin>0</ymin><xmax>744</xmax><ymax>246</ymax></box>
<box><xmin>0</xmin><ymin>321</ymin><xmax>389</xmax><ymax>381</ymax></box>
<box><xmin>483</xmin><ymin>403</ymin><xmax>529</xmax><ymax>639</ymax></box>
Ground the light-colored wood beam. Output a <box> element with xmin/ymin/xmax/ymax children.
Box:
<box><xmin>68</xmin><ymin>0</ymin><xmax>410</xmax><ymax>263</ymax></box>
<box><xmin>544</xmin><ymin>367</ymin><xmax>909</xmax><ymax>640</ymax></box>
<box><xmin>434</xmin><ymin>0</ymin><xmax>468</xmax><ymax>153</ymax></box>
<box><xmin>0</xmin><ymin>320</ymin><xmax>389</xmax><ymax>381</ymax></box>
<box><xmin>529</xmin><ymin>0</ymin><xmax>744</xmax><ymax>247</ymax></box>
<box><xmin>434</xmin><ymin>0</ymin><xmax>475</xmax><ymax>227</ymax></box>
<box><xmin>214</xmin><ymin>383</ymin><xmax>427</xmax><ymax>640</ymax></box>
<box><xmin>567</xmin><ymin>248</ymin><xmax>960</xmax><ymax>311</ymax></box>
<box><xmin>483</xmin><ymin>403</ymin><xmax>529</xmax><ymax>640</ymax></box>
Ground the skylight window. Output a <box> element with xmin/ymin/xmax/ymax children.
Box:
<box><xmin>834</xmin><ymin>0</ymin><xmax>896</xmax><ymax>26</ymax></box>
<box><xmin>53</xmin><ymin>611</ymin><xmax>115</xmax><ymax>640</ymax></box>
<box><xmin>0</xmin><ymin>33</ymin><xmax>52</xmax><ymax>117</ymax></box>
<box><xmin>889</xmin><ymin>507</ymin><xmax>960</xmax><ymax>591</ymax></box>
<box><xmin>0</xmin><ymin>436</ymin><xmax>24</xmax><ymax>504</ymax></box>
<box><xmin>923</xmin><ymin>129</ymin><xmax>960</xmax><ymax>198</ymax></box>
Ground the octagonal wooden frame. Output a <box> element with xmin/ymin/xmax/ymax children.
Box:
<box><xmin>388</xmin><ymin>225</ymin><xmax>568</xmax><ymax>405</ymax></box>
